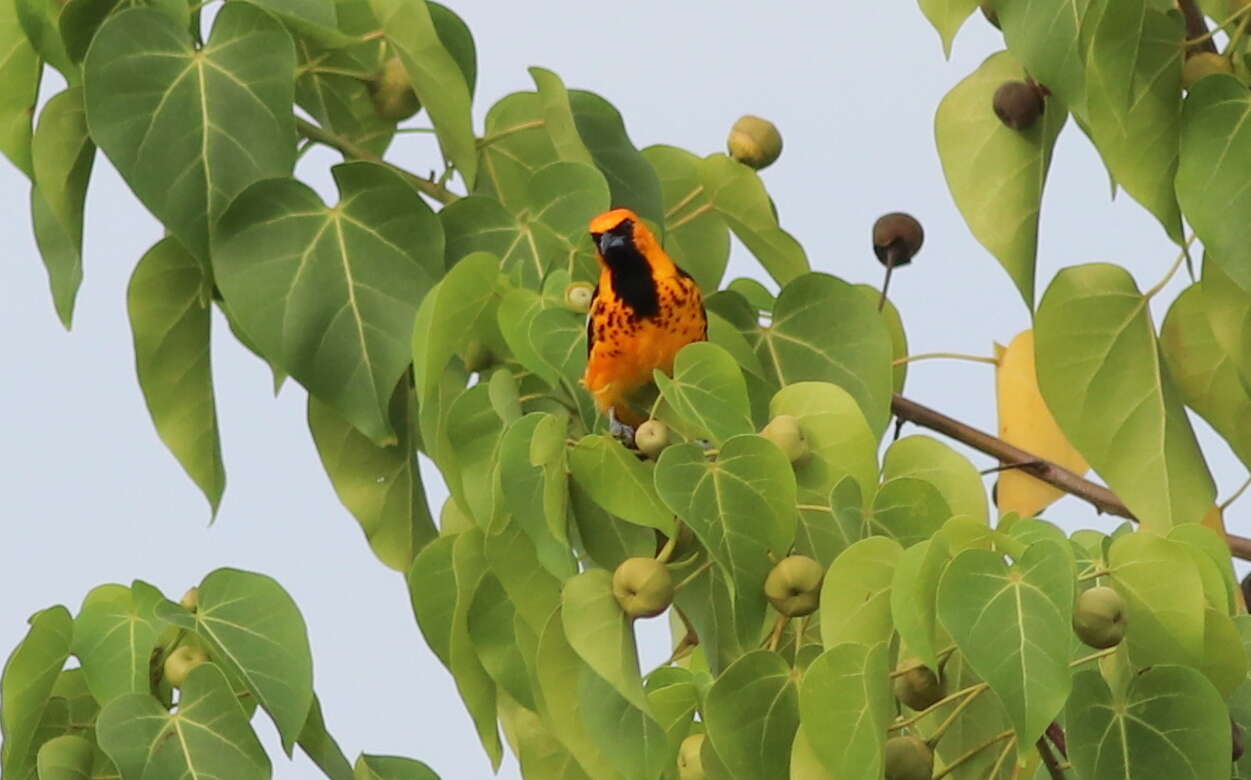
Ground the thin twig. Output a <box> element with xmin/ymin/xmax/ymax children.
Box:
<box><xmin>932</xmin><ymin>730</ymin><xmax>1014</xmax><ymax>779</ymax></box>
<box><xmin>890</xmin><ymin>393</ymin><xmax>1251</xmax><ymax>561</ymax></box>
<box><xmin>1180</xmin><ymin>0</ymin><xmax>1220</xmax><ymax>54</ymax></box>
<box><xmin>892</xmin><ymin>352</ymin><xmax>999</xmax><ymax>367</ymax></box>
<box><xmin>1222</xmin><ymin>473</ymin><xmax>1251</xmax><ymax>511</ymax></box>
<box><xmin>1037</xmin><ymin>734</ymin><xmax>1067</xmax><ymax>780</ymax></box>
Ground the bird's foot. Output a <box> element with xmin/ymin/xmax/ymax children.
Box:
<box><xmin>608</xmin><ymin>410</ymin><xmax>637</xmax><ymax>446</ymax></box>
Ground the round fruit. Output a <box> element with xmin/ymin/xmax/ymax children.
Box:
<box><xmin>677</xmin><ymin>733</ymin><xmax>706</xmax><ymax>780</ymax></box>
<box><xmin>635</xmin><ymin>420</ymin><xmax>671</xmax><ymax>459</ymax></box>
<box><xmin>993</xmin><ymin>80</ymin><xmax>1044</xmax><ymax>130</ymax></box>
<box><xmin>164</xmin><ymin>645</ymin><xmax>209</xmax><ymax>689</ymax></box>
<box><xmin>761</xmin><ymin>414</ymin><xmax>809</xmax><ymax>463</ymax></box>
<box><xmin>179</xmin><ymin>587</ymin><xmax>199</xmax><ymax>611</ymax></box>
<box><xmin>1072</xmin><ymin>585</ymin><xmax>1127</xmax><ymax>649</ymax></box>
<box><xmin>764</xmin><ymin>555</ymin><xmax>824</xmax><ymax>617</ymax></box>
<box><xmin>612</xmin><ymin>557</ymin><xmax>674</xmax><ymax>618</ymax></box>
<box><xmin>980</xmin><ymin>0</ymin><xmax>1000</xmax><ymax>28</ymax></box>
<box><xmin>884</xmin><ymin>735</ymin><xmax>934</xmax><ymax>780</ymax></box>
<box><xmin>369</xmin><ymin>57</ymin><xmax>420</xmax><ymax>121</ymax></box>
<box><xmin>872</xmin><ymin>213</ymin><xmax>924</xmax><ymax>268</ymax></box>
<box><xmin>726</xmin><ymin>115</ymin><xmax>783</xmax><ymax>170</ymax></box>
<box><xmin>892</xmin><ymin>663</ymin><xmax>945</xmax><ymax>711</ymax></box>
<box><xmin>565</xmin><ymin>281</ymin><xmax>595</xmax><ymax>312</ymax></box>
<box><xmin>1182</xmin><ymin>53</ymin><xmax>1233</xmax><ymax>90</ymax></box>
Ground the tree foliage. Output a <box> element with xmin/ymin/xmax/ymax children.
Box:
<box><xmin>3</xmin><ymin>0</ymin><xmax>1251</xmax><ymax>777</ymax></box>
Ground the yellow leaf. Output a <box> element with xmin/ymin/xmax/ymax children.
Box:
<box><xmin>995</xmin><ymin>330</ymin><xmax>1089</xmax><ymax>517</ymax></box>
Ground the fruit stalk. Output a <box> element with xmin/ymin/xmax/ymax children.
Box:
<box><xmin>1180</xmin><ymin>0</ymin><xmax>1220</xmax><ymax>54</ymax></box>
<box><xmin>931</xmin><ymin>730</ymin><xmax>1014</xmax><ymax>780</ymax></box>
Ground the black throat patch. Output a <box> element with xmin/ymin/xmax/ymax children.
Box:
<box><xmin>601</xmin><ymin>238</ymin><xmax>659</xmax><ymax>320</ymax></box>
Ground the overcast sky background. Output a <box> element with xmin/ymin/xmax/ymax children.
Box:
<box><xmin>2</xmin><ymin>1</ymin><xmax>1248</xmax><ymax>777</ymax></box>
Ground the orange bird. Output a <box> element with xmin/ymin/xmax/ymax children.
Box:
<box><xmin>582</xmin><ymin>208</ymin><xmax>707</xmax><ymax>429</ymax></box>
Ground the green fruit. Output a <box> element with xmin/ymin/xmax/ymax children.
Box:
<box><xmin>565</xmin><ymin>281</ymin><xmax>595</xmax><ymax>312</ymax></box>
<box><xmin>164</xmin><ymin>645</ymin><xmax>209</xmax><ymax>689</ymax></box>
<box><xmin>761</xmin><ymin>414</ymin><xmax>809</xmax><ymax>463</ymax></box>
<box><xmin>1183</xmin><ymin>53</ymin><xmax>1233</xmax><ymax>90</ymax></box>
<box><xmin>635</xmin><ymin>420</ymin><xmax>671</xmax><ymax>459</ymax></box>
<box><xmin>992</xmin><ymin>80</ymin><xmax>1044</xmax><ymax>130</ymax></box>
<box><xmin>678</xmin><ymin>733</ymin><xmax>706</xmax><ymax>780</ymax></box>
<box><xmin>369</xmin><ymin>56</ymin><xmax>420</xmax><ymax>121</ymax></box>
<box><xmin>612</xmin><ymin>557</ymin><xmax>674</xmax><ymax>618</ymax></box>
<box><xmin>1072</xmin><ymin>586</ymin><xmax>1127</xmax><ymax>649</ymax></box>
<box><xmin>892</xmin><ymin>663</ymin><xmax>945</xmax><ymax>711</ymax></box>
<box><xmin>872</xmin><ymin>213</ymin><xmax>924</xmax><ymax>268</ymax></box>
<box><xmin>884</xmin><ymin>735</ymin><xmax>934</xmax><ymax>780</ymax></box>
<box><xmin>727</xmin><ymin>114</ymin><xmax>783</xmax><ymax>170</ymax></box>
<box><xmin>179</xmin><ymin>587</ymin><xmax>198</xmax><ymax>611</ymax></box>
<box><xmin>764</xmin><ymin>555</ymin><xmax>824</xmax><ymax>617</ymax></box>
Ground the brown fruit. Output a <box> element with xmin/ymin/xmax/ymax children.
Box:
<box><xmin>635</xmin><ymin>420</ymin><xmax>671</xmax><ymax>459</ymax></box>
<box><xmin>612</xmin><ymin>557</ymin><xmax>673</xmax><ymax>618</ymax></box>
<box><xmin>1182</xmin><ymin>53</ymin><xmax>1233</xmax><ymax>90</ymax></box>
<box><xmin>761</xmin><ymin>414</ymin><xmax>809</xmax><ymax>463</ymax></box>
<box><xmin>164</xmin><ymin>645</ymin><xmax>209</xmax><ymax>689</ymax></box>
<box><xmin>1072</xmin><ymin>585</ymin><xmax>1127</xmax><ymax>649</ymax></box>
<box><xmin>678</xmin><ymin>734</ymin><xmax>706</xmax><ymax>780</ymax></box>
<box><xmin>892</xmin><ymin>664</ymin><xmax>946</xmax><ymax>711</ymax></box>
<box><xmin>993</xmin><ymin>80</ymin><xmax>1044</xmax><ymax>130</ymax></box>
<box><xmin>872</xmin><ymin>213</ymin><xmax>924</xmax><ymax>269</ymax></box>
<box><xmin>884</xmin><ymin>735</ymin><xmax>934</xmax><ymax>780</ymax></box>
<box><xmin>369</xmin><ymin>56</ymin><xmax>420</xmax><ymax>121</ymax></box>
<box><xmin>727</xmin><ymin>115</ymin><xmax>783</xmax><ymax>170</ymax></box>
<box><xmin>179</xmin><ymin>587</ymin><xmax>199</xmax><ymax>611</ymax></box>
<box><xmin>764</xmin><ymin>555</ymin><xmax>824</xmax><ymax>617</ymax></box>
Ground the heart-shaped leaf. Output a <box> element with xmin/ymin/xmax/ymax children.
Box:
<box><xmin>70</xmin><ymin>584</ymin><xmax>159</xmax><ymax>706</ymax></box>
<box><xmin>883</xmin><ymin>435</ymin><xmax>987</xmax><ymax>523</ymax></box>
<box><xmin>917</xmin><ymin>0</ymin><xmax>979</xmax><ymax>56</ymax></box>
<box><xmin>1107</xmin><ymin>530</ymin><xmax>1206</xmax><ymax>667</ymax></box>
<box><xmin>644</xmin><ymin>144</ymin><xmax>730</xmax><ymax>290</ymax></box>
<box><xmin>1</xmin><ymin>606</ymin><xmax>72</xmax><ymax>780</ymax></box>
<box><xmin>768</xmin><ymin>381</ymin><xmax>878</xmax><ymax>504</ymax></box>
<box><xmin>568</xmin><ymin>89</ymin><xmax>664</xmax><ymax>233</ymax></box>
<box><xmin>799</xmin><ymin>643</ymin><xmax>893</xmax><ymax>779</ymax></box>
<box><xmin>703</xmin><ymin>650</ymin><xmax>799</xmax><ymax>780</ymax></box>
<box><xmin>83</xmin><ymin>4</ymin><xmax>295</xmax><ymax>261</ymax></box>
<box><xmin>568</xmin><ymin>435</ymin><xmax>674</xmax><ymax>535</ymax></box>
<box><xmin>820</xmin><ymin>536</ymin><xmax>902</xmax><ymax>648</ymax></box>
<box><xmin>215</xmin><ymin>161</ymin><xmax>443</xmax><ymax>445</ymax></box>
<box><xmin>561</xmin><ymin>570</ymin><xmax>646</xmax><ymax>710</ymax></box>
<box><xmin>654</xmin><ymin>342</ymin><xmax>753</xmax><ymax>445</ymax></box>
<box><xmin>870</xmin><ymin>476</ymin><xmax>951</xmax><ymax>547</ymax></box>
<box><xmin>891</xmin><ymin>538</ymin><xmax>951</xmax><ymax>670</ymax></box>
<box><xmin>354</xmin><ymin>754</ymin><xmax>441</xmax><ymax>780</ymax></box>
<box><xmin>0</xmin><ymin>2</ymin><xmax>39</xmax><ymax>176</ymax></box>
<box><xmin>937</xmin><ymin>539</ymin><xmax>1073</xmax><ymax>745</ymax></box>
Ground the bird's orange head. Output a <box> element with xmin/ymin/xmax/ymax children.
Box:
<box><xmin>588</xmin><ymin>208</ymin><xmax>666</xmax><ymax>274</ymax></box>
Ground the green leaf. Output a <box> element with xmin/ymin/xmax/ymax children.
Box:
<box><xmin>757</xmin><ymin>273</ymin><xmax>894</xmax><ymax>436</ymax></box>
<box><xmin>97</xmin><ymin>664</ymin><xmax>270</xmax><ymax>779</ymax></box>
<box><xmin>16</xmin><ymin>0</ymin><xmax>74</xmax><ymax>82</ymax></box>
<box><xmin>918</xmin><ymin>0</ymin><xmax>979</xmax><ymax>56</ymax></box>
<box><xmin>799</xmin><ymin>643</ymin><xmax>893</xmax><ymax>778</ymax></box>
<box><xmin>643</xmin><ymin>144</ymin><xmax>731</xmax><ymax>291</ymax></box>
<box><xmin>699</xmin><ymin>153</ymin><xmax>808</xmax><ymax>285</ymax></box>
<box><xmin>655</xmin><ymin>435</ymin><xmax>797</xmax><ymax>604</ymax></box>
<box><xmin>568</xmin><ymin>434</ymin><xmax>674</xmax><ymax>535</ymax></box>
<box><xmin>1068</xmin><ymin>666</ymin><xmax>1230</xmax><ymax>780</ymax></box>
<box><xmin>854</xmin><ymin>284</ymin><xmax>909</xmax><ymax>393</ymax></box>
<box><xmin>654</xmin><ymin>342</ymin><xmax>753</xmax><ymax>445</ymax></box>
<box><xmin>468</xmin><ymin>575</ymin><xmax>534</xmax><ymax>710</ymax></box>
<box><xmin>1081</xmin><ymin>0</ymin><xmax>1184</xmax><ymax>242</ymax></box>
<box><xmin>35</xmin><ymin>735</ymin><xmax>95</xmax><ymax>780</ymax></box>
<box><xmin>768</xmin><ymin>381</ymin><xmax>878</xmax><ymax>504</ymax></box>
<box><xmin>935</xmin><ymin>51</ymin><xmax>1066</xmax><ymax>308</ymax></box>
<box><xmin>820</xmin><ymin>536</ymin><xmax>902</xmax><ymax>648</ymax></box>
<box><xmin>0</xmin><ymin>0</ymin><xmax>39</xmax><ymax>176</ymax></box>
<box><xmin>481</xmin><ymin>521</ymin><xmax>563</xmax><ymax>633</ymax></box>
<box><xmin>1177</xmin><ymin>75</ymin><xmax>1251</xmax><ymax>294</ymax></box>
<box><xmin>407</xmin><ymin>531</ymin><xmax>502</xmax><ymax>768</ymax></box>
<box><xmin>561</xmin><ymin>570</ymin><xmax>646</xmax><ymax>710</ymax></box>
<box><xmin>568</xmin><ymin>89</ymin><xmax>664</xmax><ymax>233</ymax></box>
<box><xmin>411</xmin><ymin>251</ymin><xmax>499</xmax><ymax>405</ymax></box>
<box><xmin>31</xmin><ymin>87</ymin><xmax>94</xmax><ymax>328</ymax></box>
<box><xmin>472</xmin><ymin>92</ymin><xmax>557</xmax><ymax>211</ymax></box>
<box><xmin>1</xmin><ymin>606</ymin><xmax>72</xmax><ymax>780</ymax></box>
<box><xmin>891</xmin><ymin>538</ymin><xmax>951</xmax><ymax>670</ymax></box>
<box><xmin>870</xmin><ymin>477</ymin><xmax>951</xmax><ymax>547</ymax></box>
<box><xmin>498</xmin><ymin>696</ymin><xmax>591</xmax><ymax>780</ymax></box>
<box><xmin>1035</xmin><ymin>263</ymin><xmax>1216</xmax><ymax>530</ymax></box>
<box><xmin>883</xmin><ymin>435</ymin><xmax>988</xmax><ymax>523</ymax></box>
<box><xmin>295</xmin><ymin>39</ymin><xmax>394</xmax><ymax>158</ymax></box>
<box><xmin>1107</xmin><ymin>530</ymin><xmax>1206</xmax><ymax>667</ymax></box>
<box><xmin>83</xmin><ymin>3</ymin><xmax>296</xmax><ymax>261</ymax></box>
<box><xmin>70</xmin><ymin>584</ymin><xmax>159</xmax><ymax>706</ymax></box>
<box><xmin>368</xmin><ymin>0</ymin><xmax>476</xmax><ymax>186</ymax></box>
<box><xmin>997</xmin><ymin>0</ymin><xmax>1089</xmax><ymax>111</ymax></box>
<box><xmin>428</xmin><ymin>3</ymin><xmax>475</xmax><ymax>98</ymax></box>
<box><xmin>248</xmin><ymin>0</ymin><xmax>339</xmax><ymax>41</ymax></box>
<box><xmin>529</xmin><ymin>67</ymin><xmax>594</xmax><ymax>166</ymax></box>
<box><xmin>569</xmin><ymin>481</ymin><xmax>656</xmax><ymax>571</ymax></box>
<box><xmin>937</xmin><ymin>540</ymin><xmax>1073</xmax><ymax>745</ymax></box>
<box><xmin>299</xmin><ymin>695</ymin><xmax>355</xmax><ymax>780</ymax></box>
<box><xmin>128</xmin><ymin>237</ymin><xmax>226</xmax><ymax>515</ymax></box>
<box><xmin>59</xmin><ymin>0</ymin><xmax>189</xmax><ymax>64</ymax></box>
<box><xmin>1200</xmin><ymin>256</ymin><xmax>1251</xmax><ymax>393</ymax></box>
<box><xmin>1161</xmin><ymin>282</ymin><xmax>1251</xmax><ymax>469</ymax></box>
<box><xmin>179</xmin><ymin>568</ymin><xmax>314</xmax><ymax>754</ymax></box>
<box><xmin>354</xmin><ymin>754</ymin><xmax>441</xmax><ymax>780</ymax></box>
<box><xmin>1200</xmin><ymin>608</ymin><xmax>1248</xmax><ymax>698</ymax></box>
<box><xmin>309</xmin><ymin>384</ymin><xmax>436</xmax><ymax>572</ymax></box>
<box><xmin>702</xmin><ymin>650</ymin><xmax>798</xmax><ymax>780</ymax></box>
<box><xmin>496</xmin><ymin>414</ymin><xmax>575</xmax><ymax>580</ymax></box>
<box><xmin>216</xmin><ymin>161</ymin><xmax>443</xmax><ymax>445</ymax></box>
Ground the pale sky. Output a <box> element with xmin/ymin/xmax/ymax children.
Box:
<box><xmin>2</xmin><ymin>1</ymin><xmax>1247</xmax><ymax>777</ymax></box>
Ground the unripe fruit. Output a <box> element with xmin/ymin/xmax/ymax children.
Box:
<box><xmin>1072</xmin><ymin>586</ymin><xmax>1127</xmax><ymax>649</ymax></box>
<box><xmin>761</xmin><ymin>415</ymin><xmax>809</xmax><ymax>463</ymax></box>
<box><xmin>164</xmin><ymin>645</ymin><xmax>209</xmax><ymax>689</ymax></box>
<box><xmin>993</xmin><ymin>80</ymin><xmax>1044</xmax><ymax>130</ymax></box>
<box><xmin>872</xmin><ymin>213</ymin><xmax>924</xmax><ymax>268</ymax></box>
<box><xmin>612</xmin><ymin>557</ymin><xmax>673</xmax><ymax>618</ymax></box>
<box><xmin>179</xmin><ymin>587</ymin><xmax>199</xmax><ymax>611</ymax></box>
<box><xmin>892</xmin><ymin>664</ymin><xmax>945</xmax><ymax>711</ymax></box>
<box><xmin>635</xmin><ymin>420</ymin><xmax>671</xmax><ymax>459</ymax></box>
<box><xmin>980</xmin><ymin>0</ymin><xmax>1000</xmax><ymax>28</ymax></box>
<box><xmin>727</xmin><ymin>115</ymin><xmax>783</xmax><ymax>170</ymax></box>
<box><xmin>884</xmin><ymin>735</ymin><xmax>934</xmax><ymax>780</ymax></box>
<box><xmin>678</xmin><ymin>734</ymin><xmax>706</xmax><ymax>780</ymax></box>
<box><xmin>764</xmin><ymin>555</ymin><xmax>824</xmax><ymax>617</ymax></box>
<box><xmin>1182</xmin><ymin>53</ymin><xmax>1233</xmax><ymax>90</ymax></box>
<box><xmin>565</xmin><ymin>281</ymin><xmax>594</xmax><ymax>312</ymax></box>
<box><xmin>369</xmin><ymin>57</ymin><xmax>420</xmax><ymax>121</ymax></box>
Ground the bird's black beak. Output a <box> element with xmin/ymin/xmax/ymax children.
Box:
<box><xmin>598</xmin><ymin>230</ymin><xmax>628</xmax><ymax>256</ymax></box>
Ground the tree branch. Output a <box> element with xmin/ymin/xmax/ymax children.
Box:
<box><xmin>294</xmin><ymin>117</ymin><xmax>461</xmax><ymax>205</ymax></box>
<box><xmin>1037</xmin><ymin>735</ymin><xmax>1067</xmax><ymax>780</ymax></box>
<box><xmin>890</xmin><ymin>394</ymin><xmax>1251</xmax><ymax>561</ymax></box>
<box><xmin>1179</xmin><ymin>0</ymin><xmax>1219</xmax><ymax>54</ymax></box>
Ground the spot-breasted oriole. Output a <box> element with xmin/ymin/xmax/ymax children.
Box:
<box><xmin>582</xmin><ymin>208</ymin><xmax>708</xmax><ymax>428</ymax></box>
